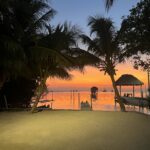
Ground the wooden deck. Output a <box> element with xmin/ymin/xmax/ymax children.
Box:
<box><xmin>119</xmin><ymin>97</ymin><xmax>150</xmax><ymax>107</ymax></box>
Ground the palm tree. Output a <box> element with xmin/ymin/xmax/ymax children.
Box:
<box><xmin>0</xmin><ymin>0</ymin><xmax>56</xmax><ymax>89</ymax></box>
<box><xmin>30</xmin><ymin>23</ymin><xmax>99</xmax><ymax>112</ymax></box>
<box><xmin>80</xmin><ymin>16</ymin><xmax>125</xmax><ymax>111</ymax></box>
<box><xmin>0</xmin><ymin>0</ymin><xmax>98</xmax><ymax>112</ymax></box>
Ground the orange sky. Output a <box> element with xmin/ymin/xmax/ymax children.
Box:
<box><xmin>46</xmin><ymin>61</ymin><xmax>148</xmax><ymax>91</ymax></box>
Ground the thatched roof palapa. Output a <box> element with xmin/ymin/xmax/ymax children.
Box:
<box><xmin>91</xmin><ymin>86</ymin><xmax>98</xmax><ymax>92</ymax></box>
<box><xmin>115</xmin><ymin>74</ymin><xmax>144</xmax><ymax>86</ymax></box>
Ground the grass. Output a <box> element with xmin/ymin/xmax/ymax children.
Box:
<box><xmin>0</xmin><ymin>110</ymin><xmax>150</xmax><ymax>150</ymax></box>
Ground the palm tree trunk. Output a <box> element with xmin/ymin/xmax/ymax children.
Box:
<box><xmin>109</xmin><ymin>73</ymin><xmax>126</xmax><ymax>111</ymax></box>
<box><xmin>31</xmin><ymin>93</ymin><xmax>42</xmax><ymax>113</ymax></box>
<box><xmin>31</xmin><ymin>80</ymin><xmax>45</xmax><ymax>113</ymax></box>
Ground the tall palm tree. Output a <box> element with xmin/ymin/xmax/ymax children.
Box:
<box><xmin>0</xmin><ymin>0</ymin><xmax>98</xmax><ymax>112</ymax></box>
<box><xmin>30</xmin><ymin>23</ymin><xmax>99</xmax><ymax>112</ymax></box>
<box><xmin>80</xmin><ymin>16</ymin><xmax>125</xmax><ymax>111</ymax></box>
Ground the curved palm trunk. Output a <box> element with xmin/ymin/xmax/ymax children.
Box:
<box><xmin>109</xmin><ymin>73</ymin><xmax>126</xmax><ymax>112</ymax></box>
<box><xmin>31</xmin><ymin>85</ymin><xmax>43</xmax><ymax>113</ymax></box>
<box><xmin>31</xmin><ymin>92</ymin><xmax>42</xmax><ymax>113</ymax></box>
<box><xmin>31</xmin><ymin>78</ymin><xmax>46</xmax><ymax>113</ymax></box>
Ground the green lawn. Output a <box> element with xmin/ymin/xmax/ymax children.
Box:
<box><xmin>0</xmin><ymin>111</ymin><xmax>150</xmax><ymax>150</ymax></box>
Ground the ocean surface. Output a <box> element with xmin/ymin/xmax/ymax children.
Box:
<box><xmin>39</xmin><ymin>91</ymin><xmax>149</xmax><ymax>114</ymax></box>
<box><xmin>40</xmin><ymin>91</ymin><xmax>115</xmax><ymax>110</ymax></box>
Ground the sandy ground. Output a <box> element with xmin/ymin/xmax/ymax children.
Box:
<box><xmin>0</xmin><ymin>110</ymin><xmax>150</xmax><ymax>150</ymax></box>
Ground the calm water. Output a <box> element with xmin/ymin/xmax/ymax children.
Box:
<box><xmin>39</xmin><ymin>91</ymin><xmax>115</xmax><ymax>110</ymax></box>
<box><xmin>39</xmin><ymin>91</ymin><xmax>150</xmax><ymax>114</ymax></box>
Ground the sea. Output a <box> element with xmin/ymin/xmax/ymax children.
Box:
<box><xmin>39</xmin><ymin>90</ymin><xmax>150</xmax><ymax>114</ymax></box>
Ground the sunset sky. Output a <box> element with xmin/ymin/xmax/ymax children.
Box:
<box><xmin>47</xmin><ymin>0</ymin><xmax>147</xmax><ymax>91</ymax></box>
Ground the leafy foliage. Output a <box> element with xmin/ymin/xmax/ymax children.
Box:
<box><xmin>118</xmin><ymin>0</ymin><xmax>150</xmax><ymax>71</ymax></box>
<box><xmin>80</xmin><ymin>16</ymin><xmax>125</xmax><ymax>111</ymax></box>
<box><xmin>81</xmin><ymin>16</ymin><xmax>123</xmax><ymax>76</ymax></box>
<box><xmin>0</xmin><ymin>1</ymin><xmax>101</xmax><ymax>111</ymax></box>
<box><xmin>119</xmin><ymin>0</ymin><xmax>150</xmax><ymax>56</ymax></box>
<box><xmin>0</xmin><ymin>0</ymin><xmax>56</xmax><ymax>86</ymax></box>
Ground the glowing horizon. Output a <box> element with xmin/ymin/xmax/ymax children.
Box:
<box><xmin>46</xmin><ymin>62</ymin><xmax>148</xmax><ymax>91</ymax></box>
<box><xmin>46</xmin><ymin>0</ymin><xmax>144</xmax><ymax>91</ymax></box>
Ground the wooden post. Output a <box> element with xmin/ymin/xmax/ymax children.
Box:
<box><xmin>51</xmin><ymin>102</ymin><xmax>53</xmax><ymax>109</ymax></box>
<box><xmin>73</xmin><ymin>90</ymin><xmax>75</xmax><ymax>110</ymax></box>
<box><xmin>148</xmin><ymin>69</ymin><xmax>150</xmax><ymax>97</ymax></box>
<box><xmin>51</xmin><ymin>91</ymin><xmax>53</xmax><ymax>109</ymax></box>
<box><xmin>140</xmin><ymin>85</ymin><xmax>143</xmax><ymax>98</ymax></box>
<box><xmin>119</xmin><ymin>85</ymin><xmax>122</xmax><ymax>96</ymax></box>
<box><xmin>133</xmin><ymin>85</ymin><xmax>135</xmax><ymax>97</ymax></box>
<box><xmin>114</xmin><ymin>88</ymin><xmax>117</xmax><ymax>107</ymax></box>
<box><xmin>70</xmin><ymin>90</ymin><xmax>72</xmax><ymax>109</ymax></box>
<box><xmin>78</xmin><ymin>92</ymin><xmax>80</xmax><ymax>110</ymax></box>
<box><xmin>144</xmin><ymin>85</ymin><xmax>147</xmax><ymax>97</ymax></box>
<box><xmin>91</xmin><ymin>97</ymin><xmax>92</xmax><ymax>110</ymax></box>
<box><xmin>114</xmin><ymin>97</ymin><xmax>117</xmax><ymax>111</ymax></box>
<box><xmin>51</xmin><ymin>91</ymin><xmax>53</xmax><ymax>100</ymax></box>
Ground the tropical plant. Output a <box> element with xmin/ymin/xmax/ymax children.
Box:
<box><xmin>118</xmin><ymin>0</ymin><xmax>150</xmax><ymax>95</ymax></box>
<box><xmin>0</xmin><ymin>0</ymin><xmax>100</xmax><ymax>112</ymax></box>
<box><xmin>119</xmin><ymin>0</ymin><xmax>150</xmax><ymax>56</ymax></box>
<box><xmin>0</xmin><ymin>0</ymin><xmax>56</xmax><ymax>89</ymax></box>
<box><xmin>118</xmin><ymin>0</ymin><xmax>150</xmax><ymax>68</ymax></box>
<box><xmin>80</xmin><ymin>16</ymin><xmax>126</xmax><ymax>111</ymax></box>
<box><xmin>0</xmin><ymin>0</ymin><xmax>58</xmax><ymax>110</ymax></box>
<box><xmin>30</xmin><ymin>23</ymin><xmax>99</xmax><ymax>112</ymax></box>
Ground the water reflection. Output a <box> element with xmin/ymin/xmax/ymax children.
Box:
<box><xmin>39</xmin><ymin>91</ymin><xmax>150</xmax><ymax>115</ymax></box>
<box><xmin>40</xmin><ymin>91</ymin><xmax>117</xmax><ymax>110</ymax></box>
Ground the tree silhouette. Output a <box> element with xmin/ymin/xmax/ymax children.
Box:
<box><xmin>80</xmin><ymin>16</ymin><xmax>126</xmax><ymax>111</ymax></box>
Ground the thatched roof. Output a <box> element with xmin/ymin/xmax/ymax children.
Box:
<box><xmin>91</xmin><ymin>86</ymin><xmax>98</xmax><ymax>92</ymax></box>
<box><xmin>115</xmin><ymin>74</ymin><xmax>144</xmax><ymax>86</ymax></box>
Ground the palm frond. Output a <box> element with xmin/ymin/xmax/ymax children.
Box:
<box><xmin>29</xmin><ymin>46</ymin><xmax>73</xmax><ymax>67</ymax></box>
<box><xmin>80</xmin><ymin>34</ymin><xmax>100</xmax><ymax>54</ymax></box>
<box><xmin>105</xmin><ymin>0</ymin><xmax>115</xmax><ymax>11</ymax></box>
<box><xmin>35</xmin><ymin>8</ymin><xmax>56</xmax><ymax>27</ymax></box>
<box><xmin>69</xmin><ymin>48</ymin><xmax>100</xmax><ymax>69</ymax></box>
<box><xmin>49</xmin><ymin>67</ymin><xmax>72</xmax><ymax>80</ymax></box>
<box><xmin>80</xmin><ymin>15</ymin><xmax>124</xmax><ymax>77</ymax></box>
